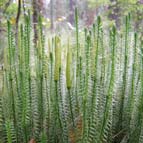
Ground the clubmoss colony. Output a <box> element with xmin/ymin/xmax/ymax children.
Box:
<box><xmin>0</xmin><ymin>9</ymin><xmax>143</xmax><ymax>143</ymax></box>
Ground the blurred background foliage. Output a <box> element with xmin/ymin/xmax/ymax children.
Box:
<box><xmin>1</xmin><ymin>0</ymin><xmax>143</xmax><ymax>31</ymax></box>
<box><xmin>0</xmin><ymin>0</ymin><xmax>143</xmax><ymax>28</ymax></box>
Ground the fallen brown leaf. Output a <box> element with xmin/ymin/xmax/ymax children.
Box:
<box><xmin>29</xmin><ymin>139</ymin><xmax>36</xmax><ymax>143</ymax></box>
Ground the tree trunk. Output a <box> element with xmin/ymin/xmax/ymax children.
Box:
<box><xmin>69</xmin><ymin>0</ymin><xmax>75</xmax><ymax>25</ymax></box>
<box><xmin>108</xmin><ymin>0</ymin><xmax>121</xmax><ymax>28</ymax></box>
<box><xmin>50</xmin><ymin>0</ymin><xmax>54</xmax><ymax>30</ymax></box>
<box><xmin>32</xmin><ymin>0</ymin><xmax>39</xmax><ymax>44</ymax></box>
<box><xmin>15</xmin><ymin>0</ymin><xmax>21</xmax><ymax>47</ymax></box>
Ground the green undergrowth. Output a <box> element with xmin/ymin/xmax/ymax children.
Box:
<box><xmin>0</xmin><ymin>11</ymin><xmax>143</xmax><ymax>143</ymax></box>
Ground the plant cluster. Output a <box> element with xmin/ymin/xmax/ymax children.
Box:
<box><xmin>0</xmin><ymin>10</ymin><xmax>143</xmax><ymax>143</ymax></box>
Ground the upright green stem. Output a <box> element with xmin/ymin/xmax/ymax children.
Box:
<box><xmin>87</xmin><ymin>17</ymin><xmax>101</xmax><ymax>143</ymax></box>
<box><xmin>98</xmin><ymin>26</ymin><xmax>116</xmax><ymax>142</ymax></box>
<box><xmin>128</xmin><ymin>33</ymin><xmax>137</xmax><ymax>127</ymax></box>
<box><xmin>118</xmin><ymin>15</ymin><xmax>130</xmax><ymax>132</ymax></box>
<box><xmin>82</xmin><ymin>35</ymin><xmax>91</xmax><ymax>143</ymax></box>
<box><xmin>7</xmin><ymin>21</ymin><xmax>18</xmax><ymax>143</ymax></box>
<box><xmin>75</xmin><ymin>7</ymin><xmax>80</xmax><ymax>115</ymax></box>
